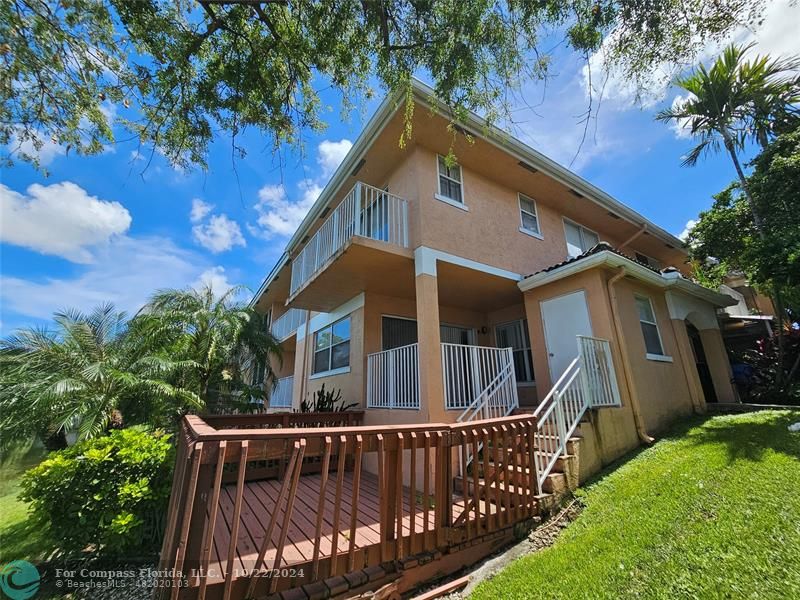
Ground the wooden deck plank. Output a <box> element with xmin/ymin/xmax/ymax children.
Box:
<box><xmin>208</xmin><ymin>470</ymin><xmax>472</xmax><ymax>586</ymax></box>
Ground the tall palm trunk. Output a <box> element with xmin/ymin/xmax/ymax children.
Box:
<box><xmin>722</xmin><ymin>133</ymin><xmax>764</xmax><ymax>234</ymax></box>
<box><xmin>723</xmin><ymin>132</ymin><xmax>784</xmax><ymax>387</ymax></box>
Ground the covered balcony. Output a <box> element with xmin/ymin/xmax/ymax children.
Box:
<box><xmin>288</xmin><ymin>182</ymin><xmax>413</xmax><ymax>312</ymax></box>
<box><xmin>270</xmin><ymin>308</ymin><xmax>307</xmax><ymax>342</ymax></box>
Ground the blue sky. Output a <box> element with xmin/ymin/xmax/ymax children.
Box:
<box><xmin>1</xmin><ymin>0</ymin><xmax>798</xmax><ymax>334</ymax></box>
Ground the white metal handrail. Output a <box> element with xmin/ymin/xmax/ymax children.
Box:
<box><xmin>270</xmin><ymin>375</ymin><xmax>294</xmax><ymax>409</ymax></box>
<box><xmin>270</xmin><ymin>308</ymin><xmax>307</xmax><ymax>341</ymax></box>
<box><xmin>366</xmin><ymin>343</ymin><xmax>420</xmax><ymax>409</ymax></box>
<box><xmin>532</xmin><ymin>336</ymin><xmax>621</xmax><ymax>492</ymax></box>
<box><xmin>456</xmin><ymin>356</ymin><xmax>518</xmax><ymax>423</ymax></box>
<box><xmin>577</xmin><ymin>336</ymin><xmax>621</xmax><ymax>407</ymax></box>
<box><xmin>290</xmin><ymin>182</ymin><xmax>409</xmax><ymax>295</ymax></box>
<box><xmin>442</xmin><ymin>343</ymin><xmax>518</xmax><ymax>411</ymax></box>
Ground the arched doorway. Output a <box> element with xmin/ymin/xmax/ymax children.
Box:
<box><xmin>686</xmin><ymin>321</ymin><xmax>718</xmax><ymax>403</ymax></box>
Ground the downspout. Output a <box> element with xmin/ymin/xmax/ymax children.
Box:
<box><xmin>621</xmin><ymin>223</ymin><xmax>647</xmax><ymax>251</ymax></box>
<box><xmin>607</xmin><ymin>267</ymin><xmax>654</xmax><ymax>444</ymax></box>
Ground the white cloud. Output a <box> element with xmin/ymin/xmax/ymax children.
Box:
<box><xmin>586</xmin><ymin>0</ymin><xmax>800</xmax><ymax>112</ymax></box>
<box><xmin>190</xmin><ymin>198</ymin><xmax>214</xmax><ymax>223</ymax></box>
<box><xmin>0</xmin><ymin>236</ymin><xmax>211</xmax><ymax>322</ymax></box>
<box><xmin>193</xmin><ymin>266</ymin><xmax>235</xmax><ymax>296</ymax></box>
<box><xmin>317</xmin><ymin>139</ymin><xmax>353</xmax><ymax>178</ymax></box>
<box><xmin>666</xmin><ymin>93</ymin><xmax>697</xmax><ymax>139</ymax></box>
<box><xmin>0</xmin><ymin>181</ymin><xmax>132</xmax><ymax>263</ymax></box>
<box><xmin>192</xmin><ymin>213</ymin><xmax>246</xmax><ymax>253</ymax></box>
<box><xmin>6</xmin><ymin>130</ymin><xmax>66</xmax><ymax>166</ymax></box>
<box><xmin>250</xmin><ymin>139</ymin><xmax>346</xmax><ymax>239</ymax></box>
<box><xmin>679</xmin><ymin>219</ymin><xmax>698</xmax><ymax>241</ymax></box>
<box><xmin>253</xmin><ymin>180</ymin><xmax>322</xmax><ymax>238</ymax></box>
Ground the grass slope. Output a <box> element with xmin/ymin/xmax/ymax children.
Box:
<box><xmin>0</xmin><ymin>445</ymin><xmax>52</xmax><ymax>563</ymax></box>
<box><xmin>472</xmin><ymin>410</ymin><xmax>800</xmax><ymax>600</ymax></box>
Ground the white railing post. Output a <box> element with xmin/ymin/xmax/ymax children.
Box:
<box><xmin>354</xmin><ymin>183</ymin><xmax>363</xmax><ymax>237</ymax></box>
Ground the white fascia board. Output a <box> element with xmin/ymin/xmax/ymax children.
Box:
<box><xmin>298</xmin><ymin>293</ymin><xmax>365</xmax><ymax>341</ymax></box>
<box><xmin>518</xmin><ymin>250</ymin><xmax>735</xmax><ymax>308</ymax></box>
<box><xmin>414</xmin><ymin>246</ymin><xmax>521</xmax><ymax>281</ymax></box>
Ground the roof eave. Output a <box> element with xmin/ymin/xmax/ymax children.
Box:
<box><xmin>518</xmin><ymin>250</ymin><xmax>736</xmax><ymax>308</ymax></box>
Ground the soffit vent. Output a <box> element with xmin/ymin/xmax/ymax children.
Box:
<box><xmin>518</xmin><ymin>160</ymin><xmax>539</xmax><ymax>174</ymax></box>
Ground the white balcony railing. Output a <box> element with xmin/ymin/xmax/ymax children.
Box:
<box><xmin>270</xmin><ymin>308</ymin><xmax>307</xmax><ymax>341</ymax></box>
<box><xmin>366</xmin><ymin>343</ymin><xmax>420</xmax><ymax>409</ymax></box>
<box><xmin>270</xmin><ymin>375</ymin><xmax>294</xmax><ymax>409</ymax></box>
<box><xmin>290</xmin><ymin>182</ymin><xmax>409</xmax><ymax>295</ymax></box>
<box><xmin>441</xmin><ymin>343</ymin><xmax>518</xmax><ymax>411</ymax></box>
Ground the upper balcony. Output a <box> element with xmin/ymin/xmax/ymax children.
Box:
<box><xmin>270</xmin><ymin>308</ymin><xmax>307</xmax><ymax>342</ymax></box>
<box><xmin>288</xmin><ymin>181</ymin><xmax>414</xmax><ymax>311</ymax></box>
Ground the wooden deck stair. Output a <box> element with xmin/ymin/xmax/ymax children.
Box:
<box><xmin>454</xmin><ymin>431</ymin><xmax>582</xmax><ymax>508</ymax></box>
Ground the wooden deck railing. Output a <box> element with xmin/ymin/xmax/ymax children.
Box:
<box><xmin>157</xmin><ymin>412</ymin><xmax>539</xmax><ymax>600</ymax></box>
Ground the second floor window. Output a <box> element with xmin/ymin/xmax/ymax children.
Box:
<box><xmin>437</xmin><ymin>155</ymin><xmax>463</xmax><ymax>204</ymax></box>
<box><xmin>313</xmin><ymin>316</ymin><xmax>351</xmax><ymax>374</ymax></box>
<box><xmin>564</xmin><ymin>219</ymin><xmax>600</xmax><ymax>258</ymax></box>
<box><xmin>518</xmin><ymin>194</ymin><xmax>541</xmax><ymax>236</ymax></box>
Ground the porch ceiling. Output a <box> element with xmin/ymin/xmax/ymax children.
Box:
<box><xmin>436</xmin><ymin>261</ymin><xmax>522</xmax><ymax>312</ymax></box>
<box><xmin>288</xmin><ymin>237</ymin><xmax>415</xmax><ymax>312</ymax></box>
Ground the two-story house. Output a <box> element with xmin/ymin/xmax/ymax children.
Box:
<box><xmin>251</xmin><ymin>79</ymin><xmax>738</xmax><ymax>472</ymax></box>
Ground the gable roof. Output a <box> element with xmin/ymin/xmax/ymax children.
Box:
<box><xmin>252</xmin><ymin>79</ymin><xmax>686</xmax><ymax>305</ymax></box>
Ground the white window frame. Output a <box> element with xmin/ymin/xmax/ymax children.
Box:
<box><xmin>495</xmin><ymin>319</ymin><xmax>535</xmax><ymax>385</ymax></box>
<box><xmin>310</xmin><ymin>315</ymin><xmax>352</xmax><ymax>378</ymax></box>
<box><xmin>563</xmin><ymin>218</ymin><xmax>600</xmax><ymax>258</ymax></box>
<box><xmin>634</xmin><ymin>295</ymin><xmax>672</xmax><ymax>362</ymax></box>
<box><xmin>435</xmin><ymin>155</ymin><xmax>468</xmax><ymax>211</ymax></box>
<box><xmin>518</xmin><ymin>193</ymin><xmax>543</xmax><ymax>239</ymax></box>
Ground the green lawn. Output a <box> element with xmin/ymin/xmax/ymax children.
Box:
<box><xmin>472</xmin><ymin>410</ymin><xmax>800</xmax><ymax>600</ymax></box>
<box><xmin>0</xmin><ymin>445</ymin><xmax>53</xmax><ymax>563</ymax></box>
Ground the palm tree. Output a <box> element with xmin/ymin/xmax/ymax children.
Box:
<box><xmin>656</xmin><ymin>42</ymin><xmax>800</xmax><ymax>233</ymax></box>
<box><xmin>657</xmin><ymin>42</ymin><xmax>800</xmax><ymax>388</ymax></box>
<box><xmin>0</xmin><ymin>304</ymin><xmax>199</xmax><ymax>450</ymax></box>
<box><xmin>134</xmin><ymin>285</ymin><xmax>281</xmax><ymax>407</ymax></box>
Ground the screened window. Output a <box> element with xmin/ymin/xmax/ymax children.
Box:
<box><xmin>518</xmin><ymin>194</ymin><xmax>541</xmax><ymax>236</ymax></box>
<box><xmin>382</xmin><ymin>316</ymin><xmax>418</xmax><ymax>350</ymax></box>
<box><xmin>634</xmin><ymin>252</ymin><xmax>663</xmax><ymax>270</ymax></box>
<box><xmin>437</xmin><ymin>155</ymin><xmax>463</xmax><ymax>203</ymax></box>
<box><xmin>635</xmin><ymin>296</ymin><xmax>665</xmax><ymax>356</ymax></box>
<box><xmin>495</xmin><ymin>320</ymin><xmax>535</xmax><ymax>383</ymax></box>
<box><xmin>564</xmin><ymin>220</ymin><xmax>600</xmax><ymax>258</ymax></box>
<box><xmin>312</xmin><ymin>316</ymin><xmax>351</xmax><ymax>374</ymax></box>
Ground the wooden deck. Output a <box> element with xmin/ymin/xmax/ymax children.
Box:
<box><xmin>158</xmin><ymin>412</ymin><xmax>542</xmax><ymax>600</ymax></box>
<box><xmin>206</xmin><ymin>471</ymin><xmax>472</xmax><ymax>581</ymax></box>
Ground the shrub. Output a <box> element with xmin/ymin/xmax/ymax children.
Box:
<box><xmin>20</xmin><ymin>427</ymin><xmax>174</xmax><ymax>557</ymax></box>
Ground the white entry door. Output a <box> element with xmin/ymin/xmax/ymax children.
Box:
<box><xmin>540</xmin><ymin>290</ymin><xmax>593</xmax><ymax>383</ymax></box>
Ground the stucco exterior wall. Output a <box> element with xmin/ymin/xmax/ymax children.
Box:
<box><xmin>612</xmin><ymin>277</ymin><xmax>697</xmax><ymax>433</ymax></box>
<box><xmin>522</xmin><ymin>269</ymin><xmax>641</xmax><ymax>467</ymax></box>
<box><xmin>409</xmin><ymin>145</ymin><xmax>627</xmax><ymax>276</ymax></box>
<box><xmin>293</xmin><ymin>305</ymin><xmax>366</xmax><ymax>411</ymax></box>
